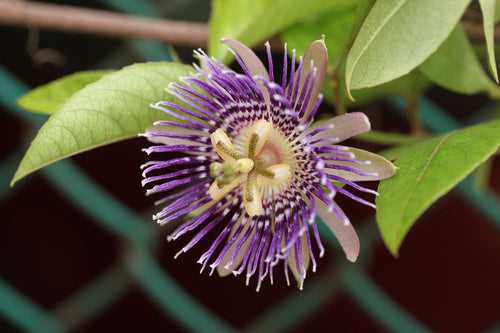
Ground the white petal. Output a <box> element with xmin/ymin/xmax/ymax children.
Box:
<box><xmin>322</xmin><ymin>147</ymin><xmax>396</xmax><ymax>182</ymax></box>
<box><xmin>287</xmin><ymin>233</ymin><xmax>310</xmax><ymax>288</ymax></box>
<box><xmin>142</xmin><ymin>126</ymin><xmax>208</xmax><ymax>147</ymax></box>
<box><xmin>315</xmin><ymin>198</ymin><xmax>360</xmax><ymax>262</ymax></box>
<box><xmin>145</xmin><ymin>136</ymin><xmax>205</xmax><ymax>147</ymax></box>
<box><xmin>217</xmin><ymin>222</ymin><xmax>256</xmax><ymax>277</ymax></box>
<box><xmin>221</xmin><ymin>38</ymin><xmax>271</xmax><ymax>113</ymax></box>
<box><xmin>196</xmin><ymin>53</ymin><xmax>210</xmax><ymax>73</ymax></box>
<box><xmin>304</xmin><ymin>112</ymin><xmax>371</xmax><ymax>143</ymax></box>
<box><xmin>299</xmin><ymin>39</ymin><xmax>328</xmax><ymax>121</ymax></box>
<box><xmin>221</xmin><ymin>38</ymin><xmax>269</xmax><ymax>79</ymax></box>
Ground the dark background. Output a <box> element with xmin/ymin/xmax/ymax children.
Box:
<box><xmin>1</xmin><ymin>1</ymin><xmax>500</xmax><ymax>332</ymax></box>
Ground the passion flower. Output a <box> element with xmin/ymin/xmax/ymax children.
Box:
<box><xmin>141</xmin><ymin>38</ymin><xmax>395</xmax><ymax>290</ymax></box>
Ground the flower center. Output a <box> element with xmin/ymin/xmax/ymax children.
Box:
<box><xmin>208</xmin><ymin>119</ymin><xmax>294</xmax><ymax>217</ymax></box>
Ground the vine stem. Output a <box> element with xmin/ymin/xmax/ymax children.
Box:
<box><xmin>330</xmin><ymin>70</ymin><xmax>346</xmax><ymax>115</ymax></box>
<box><xmin>0</xmin><ymin>0</ymin><xmax>209</xmax><ymax>47</ymax></box>
<box><xmin>0</xmin><ymin>2</ymin><xmax>494</xmax><ymax>51</ymax></box>
<box><xmin>405</xmin><ymin>97</ymin><xmax>423</xmax><ymax>135</ymax></box>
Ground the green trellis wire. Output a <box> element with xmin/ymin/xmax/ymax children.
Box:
<box><xmin>0</xmin><ymin>63</ymin><xmax>434</xmax><ymax>332</ymax></box>
<box><xmin>4</xmin><ymin>64</ymin><xmax>499</xmax><ymax>332</ymax></box>
<box><xmin>0</xmin><ymin>67</ymin><xmax>235</xmax><ymax>333</ymax></box>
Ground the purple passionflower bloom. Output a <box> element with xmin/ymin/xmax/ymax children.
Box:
<box><xmin>141</xmin><ymin>38</ymin><xmax>395</xmax><ymax>290</ymax></box>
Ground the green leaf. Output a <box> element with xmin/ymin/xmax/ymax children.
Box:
<box><xmin>495</xmin><ymin>0</ymin><xmax>500</xmax><ymax>22</ymax></box>
<box><xmin>356</xmin><ymin>130</ymin><xmax>424</xmax><ymax>146</ymax></box>
<box><xmin>419</xmin><ymin>25</ymin><xmax>500</xmax><ymax>97</ymax></box>
<box><xmin>17</xmin><ymin>70</ymin><xmax>113</xmax><ymax>115</ymax></box>
<box><xmin>345</xmin><ymin>0</ymin><xmax>470</xmax><ymax>97</ymax></box>
<box><xmin>11</xmin><ymin>62</ymin><xmax>192</xmax><ymax>186</ymax></box>
<box><xmin>479</xmin><ymin>0</ymin><xmax>499</xmax><ymax>83</ymax></box>
<box><xmin>345</xmin><ymin>70</ymin><xmax>429</xmax><ymax>105</ymax></box>
<box><xmin>324</xmin><ymin>69</ymin><xmax>430</xmax><ymax>107</ymax></box>
<box><xmin>350</xmin><ymin>0</ymin><xmax>376</xmax><ymax>34</ymax></box>
<box><xmin>283</xmin><ymin>0</ymin><xmax>430</xmax><ymax>108</ymax></box>
<box><xmin>209</xmin><ymin>0</ymin><xmax>355</xmax><ymax>63</ymax></box>
<box><xmin>376</xmin><ymin>119</ymin><xmax>500</xmax><ymax>255</ymax></box>
<box><xmin>282</xmin><ymin>4</ymin><xmax>357</xmax><ymax>70</ymax></box>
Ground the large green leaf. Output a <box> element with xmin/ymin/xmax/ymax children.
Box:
<box><xmin>209</xmin><ymin>0</ymin><xmax>354</xmax><ymax>63</ymax></box>
<box><xmin>17</xmin><ymin>70</ymin><xmax>113</xmax><ymax>115</ymax></box>
<box><xmin>283</xmin><ymin>0</ymin><xmax>429</xmax><ymax>108</ymax></box>
<box><xmin>479</xmin><ymin>0</ymin><xmax>499</xmax><ymax>83</ymax></box>
<box><xmin>376</xmin><ymin>119</ymin><xmax>500</xmax><ymax>255</ymax></box>
<box><xmin>357</xmin><ymin>130</ymin><xmax>423</xmax><ymax>146</ymax></box>
<box><xmin>345</xmin><ymin>0</ymin><xmax>470</xmax><ymax>98</ymax></box>
<box><xmin>323</xmin><ymin>68</ymin><xmax>430</xmax><ymax>107</ymax></box>
<box><xmin>344</xmin><ymin>70</ymin><xmax>429</xmax><ymax>106</ymax></box>
<box><xmin>420</xmin><ymin>25</ymin><xmax>500</xmax><ymax>97</ymax></box>
<box><xmin>11</xmin><ymin>62</ymin><xmax>192</xmax><ymax>186</ymax></box>
<box><xmin>495</xmin><ymin>0</ymin><xmax>500</xmax><ymax>22</ymax></box>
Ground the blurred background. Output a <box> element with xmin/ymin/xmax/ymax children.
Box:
<box><xmin>1</xmin><ymin>1</ymin><xmax>500</xmax><ymax>332</ymax></box>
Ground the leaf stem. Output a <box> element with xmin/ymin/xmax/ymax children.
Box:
<box><xmin>474</xmin><ymin>158</ymin><xmax>493</xmax><ymax>191</ymax></box>
<box><xmin>405</xmin><ymin>97</ymin><xmax>423</xmax><ymax>135</ymax></box>
<box><xmin>330</xmin><ymin>69</ymin><xmax>346</xmax><ymax>115</ymax></box>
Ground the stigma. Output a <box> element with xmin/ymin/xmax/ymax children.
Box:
<box><xmin>209</xmin><ymin>119</ymin><xmax>293</xmax><ymax>217</ymax></box>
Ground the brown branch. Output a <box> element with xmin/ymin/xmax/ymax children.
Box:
<box><xmin>329</xmin><ymin>69</ymin><xmax>345</xmax><ymax>115</ymax></box>
<box><xmin>3</xmin><ymin>0</ymin><xmax>490</xmax><ymax>53</ymax></box>
<box><xmin>0</xmin><ymin>0</ymin><xmax>209</xmax><ymax>47</ymax></box>
<box><xmin>462</xmin><ymin>20</ymin><xmax>500</xmax><ymax>43</ymax></box>
<box><xmin>405</xmin><ymin>97</ymin><xmax>424</xmax><ymax>135</ymax></box>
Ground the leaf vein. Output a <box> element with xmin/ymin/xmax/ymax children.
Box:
<box><xmin>395</xmin><ymin>133</ymin><xmax>451</xmax><ymax>243</ymax></box>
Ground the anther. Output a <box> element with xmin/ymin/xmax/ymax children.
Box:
<box><xmin>248</xmin><ymin>133</ymin><xmax>259</xmax><ymax>158</ymax></box>
<box><xmin>243</xmin><ymin>174</ymin><xmax>264</xmax><ymax>216</ymax></box>
<box><xmin>236</xmin><ymin>158</ymin><xmax>254</xmax><ymax>173</ymax></box>
<box><xmin>247</xmin><ymin>119</ymin><xmax>272</xmax><ymax>156</ymax></box>
<box><xmin>210</xmin><ymin>128</ymin><xmax>241</xmax><ymax>161</ymax></box>
<box><xmin>258</xmin><ymin>168</ymin><xmax>275</xmax><ymax>178</ymax></box>
<box><xmin>216</xmin><ymin>141</ymin><xmax>241</xmax><ymax>160</ymax></box>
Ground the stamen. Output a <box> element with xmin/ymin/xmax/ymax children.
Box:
<box><xmin>210</xmin><ymin>128</ymin><xmax>241</xmax><ymax>160</ymax></box>
<box><xmin>248</xmin><ymin>133</ymin><xmax>259</xmax><ymax>158</ymax></box>
<box><xmin>245</xmin><ymin>178</ymin><xmax>253</xmax><ymax>202</ymax></box>
<box><xmin>237</xmin><ymin>158</ymin><xmax>254</xmax><ymax>173</ymax></box>
<box><xmin>258</xmin><ymin>168</ymin><xmax>275</xmax><ymax>178</ymax></box>
<box><xmin>248</xmin><ymin>119</ymin><xmax>272</xmax><ymax>156</ymax></box>
<box><xmin>209</xmin><ymin>175</ymin><xmax>245</xmax><ymax>201</ymax></box>
<box><xmin>216</xmin><ymin>141</ymin><xmax>241</xmax><ymax>160</ymax></box>
<box><xmin>243</xmin><ymin>174</ymin><xmax>264</xmax><ymax>216</ymax></box>
<box><xmin>257</xmin><ymin>164</ymin><xmax>292</xmax><ymax>188</ymax></box>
